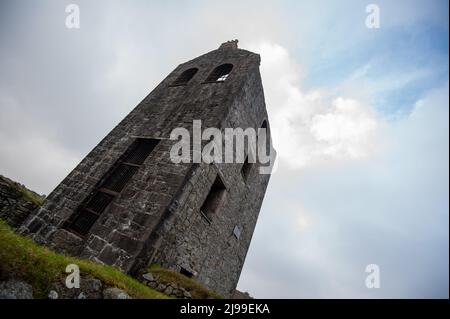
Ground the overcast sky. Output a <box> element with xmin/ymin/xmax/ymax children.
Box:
<box><xmin>0</xmin><ymin>0</ymin><xmax>448</xmax><ymax>298</ymax></box>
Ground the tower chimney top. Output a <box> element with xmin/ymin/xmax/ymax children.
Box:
<box><xmin>219</xmin><ymin>39</ymin><xmax>239</xmax><ymax>49</ymax></box>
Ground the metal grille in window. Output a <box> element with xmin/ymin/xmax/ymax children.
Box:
<box><xmin>171</xmin><ymin>68</ymin><xmax>198</xmax><ymax>86</ymax></box>
<box><xmin>68</xmin><ymin>210</ymin><xmax>99</xmax><ymax>236</ymax></box>
<box><xmin>85</xmin><ymin>191</ymin><xmax>114</xmax><ymax>213</ymax></box>
<box><xmin>205</xmin><ymin>64</ymin><xmax>233</xmax><ymax>82</ymax></box>
<box><xmin>65</xmin><ymin>138</ymin><xmax>159</xmax><ymax>235</ymax></box>
<box><xmin>123</xmin><ymin>139</ymin><xmax>159</xmax><ymax>165</ymax></box>
<box><xmin>102</xmin><ymin>164</ymin><xmax>138</xmax><ymax>193</ymax></box>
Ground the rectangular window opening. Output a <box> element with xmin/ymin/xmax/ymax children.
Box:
<box><xmin>101</xmin><ymin>164</ymin><xmax>138</xmax><ymax>193</ymax></box>
<box><xmin>200</xmin><ymin>175</ymin><xmax>226</xmax><ymax>221</ymax></box>
<box><xmin>85</xmin><ymin>191</ymin><xmax>115</xmax><ymax>213</ymax></box>
<box><xmin>123</xmin><ymin>138</ymin><xmax>159</xmax><ymax>165</ymax></box>
<box><xmin>67</xmin><ymin>209</ymin><xmax>99</xmax><ymax>236</ymax></box>
<box><xmin>180</xmin><ymin>267</ymin><xmax>194</xmax><ymax>278</ymax></box>
<box><xmin>65</xmin><ymin>138</ymin><xmax>159</xmax><ymax>236</ymax></box>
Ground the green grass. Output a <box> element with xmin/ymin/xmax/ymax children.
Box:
<box><xmin>148</xmin><ymin>264</ymin><xmax>223</xmax><ymax>299</ymax></box>
<box><xmin>19</xmin><ymin>187</ymin><xmax>44</xmax><ymax>206</ymax></box>
<box><xmin>0</xmin><ymin>174</ymin><xmax>44</xmax><ymax>206</ymax></box>
<box><xmin>0</xmin><ymin>219</ymin><xmax>167</xmax><ymax>299</ymax></box>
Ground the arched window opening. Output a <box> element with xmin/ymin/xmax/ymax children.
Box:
<box><xmin>171</xmin><ymin>68</ymin><xmax>198</xmax><ymax>86</ymax></box>
<box><xmin>205</xmin><ymin>63</ymin><xmax>233</xmax><ymax>82</ymax></box>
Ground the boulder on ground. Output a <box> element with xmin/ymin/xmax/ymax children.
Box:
<box><xmin>0</xmin><ymin>279</ymin><xmax>34</xmax><ymax>299</ymax></box>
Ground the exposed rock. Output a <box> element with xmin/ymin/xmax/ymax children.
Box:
<box><xmin>0</xmin><ymin>276</ymin><xmax>135</xmax><ymax>299</ymax></box>
<box><xmin>50</xmin><ymin>276</ymin><xmax>103</xmax><ymax>299</ymax></box>
<box><xmin>140</xmin><ymin>274</ymin><xmax>198</xmax><ymax>299</ymax></box>
<box><xmin>48</xmin><ymin>290</ymin><xmax>59</xmax><ymax>299</ymax></box>
<box><xmin>0</xmin><ymin>279</ymin><xmax>34</xmax><ymax>299</ymax></box>
<box><xmin>83</xmin><ymin>277</ymin><xmax>103</xmax><ymax>293</ymax></box>
<box><xmin>164</xmin><ymin>286</ymin><xmax>173</xmax><ymax>295</ymax></box>
<box><xmin>174</xmin><ymin>288</ymin><xmax>184</xmax><ymax>298</ymax></box>
<box><xmin>142</xmin><ymin>272</ymin><xmax>154</xmax><ymax>282</ymax></box>
<box><xmin>77</xmin><ymin>292</ymin><xmax>87</xmax><ymax>299</ymax></box>
<box><xmin>232</xmin><ymin>289</ymin><xmax>253</xmax><ymax>299</ymax></box>
<box><xmin>183</xmin><ymin>290</ymin><xmax>192</xmax><ymax>299</ymax></box>
<box><xmin>157</xmin><ymin>283</ymin><xmax>167</xmax><ymax>291</ymax></box>
<box><xmin>147</xmin><ymin>281</ymin><xmax>157</xmax><ymax>289</ymax></box>
<box><xmin>103</xmin><ymin>287</ymin><xmax>131</xmax><ymax>299</ymax></box>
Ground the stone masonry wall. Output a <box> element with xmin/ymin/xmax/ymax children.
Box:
<box><xmin>151</xmin><ymin>61</ymin><xmax>272</xmax><ymax>297</ymax></box>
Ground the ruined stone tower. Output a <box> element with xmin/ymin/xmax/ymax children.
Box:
<box><xmin>20</xmin><ymin>41</ymin><xmax>274</xmax><ymax>296</ymax></box>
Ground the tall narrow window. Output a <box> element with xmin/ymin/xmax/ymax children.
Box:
<box><xmin>200</xmin><ymin>175</ymin><xmax>227</xmax><ymax>222</ymax></box>
<box><xmin>205</xmin><ymin>63</ymin><xmax>233</xmax><ymax>82</ymax></box>
<box><xmin>170</xmin><ymin>68</ymin><xmax>198</xmax><ymax>86</ymax></box>
<box><xmin>65</xmin><ymin>138</ymin><xmax>159</xmax><ymax>236</ymax></box>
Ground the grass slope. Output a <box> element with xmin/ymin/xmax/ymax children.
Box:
<box><xmin>0</xmin><ymin>219</ymin><xmax>167</xmax><ymax>299</ymax></box>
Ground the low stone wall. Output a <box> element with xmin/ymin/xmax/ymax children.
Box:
<box><xmin>47</xmin><ymin>276</ymin><xmax>132</xmax><ymax>299</ymax></box>
<box><xmin>0</xmin><ymin>175</ymin><xmax>42</xmax><ymax>228</ymax></box>
<box><xmin>0</xmin><ymin>273</ymin><xmax>193</xmax><ymax>299</ymax></box>
<box><xmin>0</xmin><ymin>276</ymin><xmax>132</xmax><ymax>299</ymax></box>
<box><xmin>141</xmin><ymin>272</ymin><xmax>192</xmax><ymax>299</ymax></box>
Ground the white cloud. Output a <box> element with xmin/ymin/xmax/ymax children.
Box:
<box><xmin>239</xmin><ymin>82</ymin><xmax>449</xmax><ymax>298</ymax></box>
<box><xmin>310</xmin><ymin>97</ymin><xmax>380</xmax><ymax>158</ymax></box>
<box><xmin>249</xmin><ymin>41</ymin><xmax>382</xmax><ymax>169</ymax></box>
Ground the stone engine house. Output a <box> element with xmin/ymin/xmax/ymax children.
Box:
<box><xmin>20</xmin><ymin>41</ymin><xmax>274</xmax><ymax>296</ymax></box>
